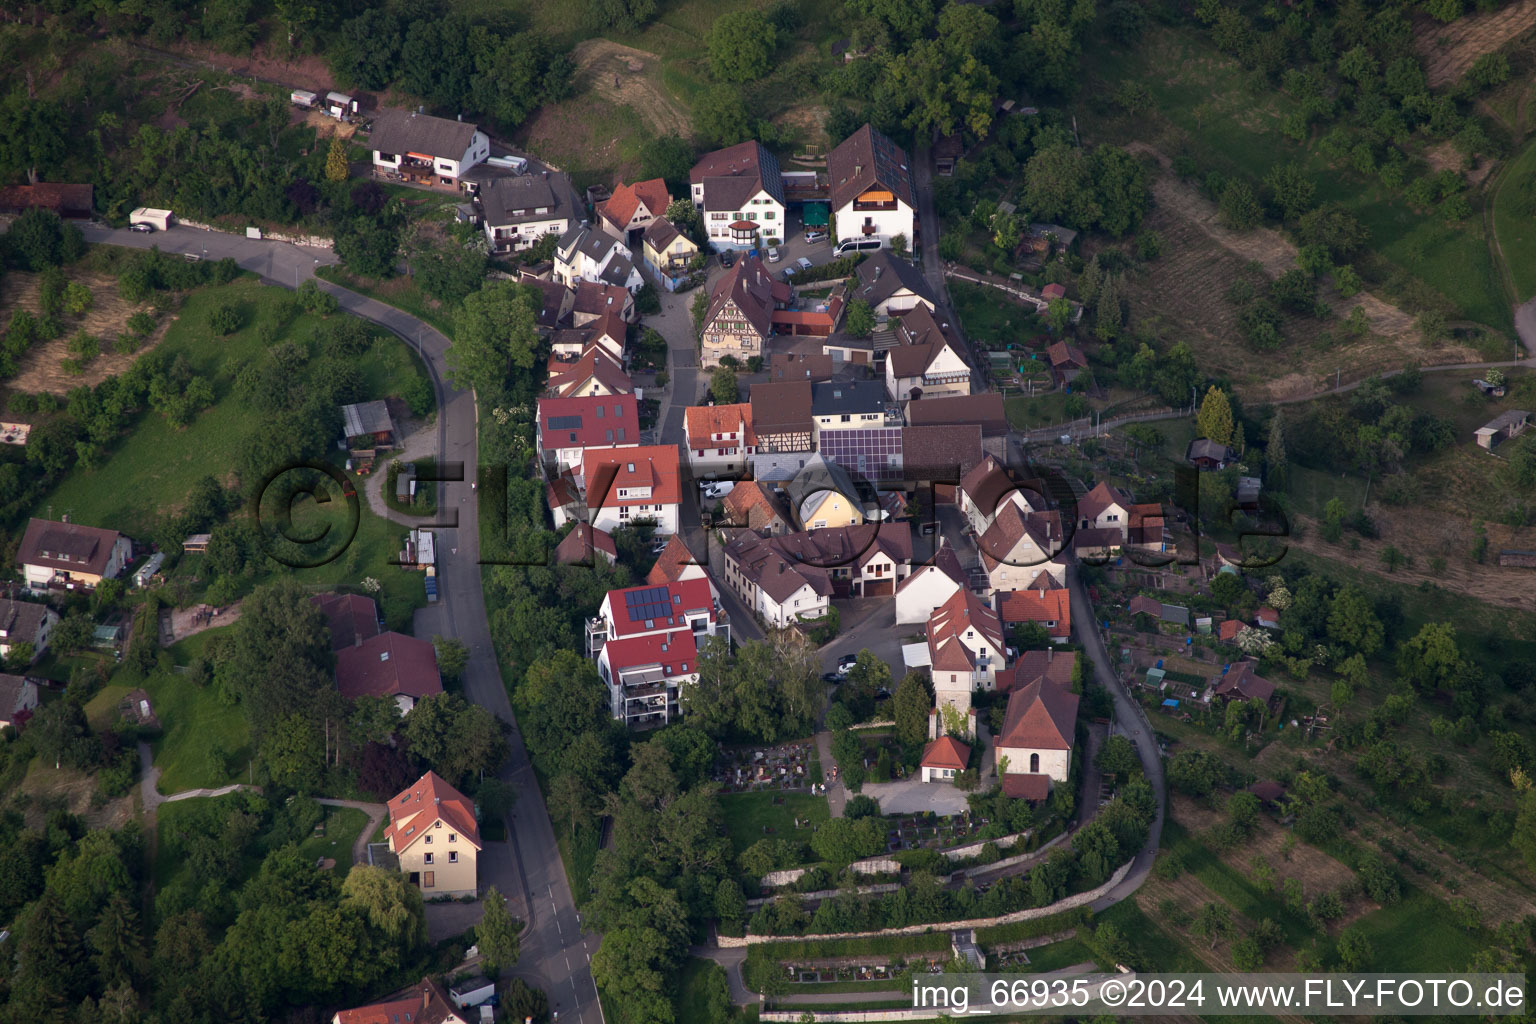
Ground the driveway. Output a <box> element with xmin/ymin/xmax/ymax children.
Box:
<box><xmin>860</xmin><ymin>776</ymin><xmax>971</xmax><ymax>815</ymax></box>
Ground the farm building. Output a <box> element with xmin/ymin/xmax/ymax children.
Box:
<box><xmin>342</xmin><ymin>400</ymin><xmax>398</xmax><ymax>448</ymax></box>
<box><xmin>1475</xmin><ymin>410</ymin><xmax>1530</xmax><ymax>450</ymax></box>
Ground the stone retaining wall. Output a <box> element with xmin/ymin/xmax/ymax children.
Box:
<box><xmin>178</xmin><ymin>218</ymin><xmax>334</xmax><ymax>250</ymax></box>
<box><xmin>717</xmin><ymin>858</ymin><xmax>1133</xmax><ymax>948</ymax></box>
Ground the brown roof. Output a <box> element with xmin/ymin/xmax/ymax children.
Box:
<box><xmin>522</xmin><ymin>276</ymin><xmax>570</xmax><ymax>330</ymax></box>
<box><xmin>959</xmin><ymin>456</ymin><xmax>1027</xmax><ymax>519</ymax></box>
<box><xmin>546</xmin><ymin>346</ymin><xmax>633</xmax><ymax>398</ymax></box>
<box><xmin>334</xmin><ymin>978</ymin><xmax>463</xmax><ymax>1024</ymax></box>
<box><xmin>999</xmin><ymin>674</ymin><xmax>1078</xmax><ymax>750</ymax></box>
<box><xmin>896</xmin><ymin>542</ymin><xmax>967</xmax><ymax>595</ymax></box>
<box><xmin>751</xmin><ymin>381</ymin><xmax>814</xmax><ymax>438</ymax></box>
<box><xmin>853</xmin><ymin>250</ymin><xmax>935</xmax><ymax>310</ymax></box>
<box><xmin>999</xmin><ymin>649</ymin><xmax>1077</xmax><ymax>696</ymax></box>
<box><xmin>599</xmin><ymin>178</ymin><xmax>671</xmax><ymax>228</ymax></box>
<box><xmin>905</xmin><ymin>392</ymin><xmax>1008</xmax><ymax>437</ymax></box>
<box><xmin>724</xmin><ymin>531</ymin><xmax>833</xmax><ymax>605</ymax></box>
<box><xmin>0</xmin><ymin>183</ymin><xmax>93</xmax><ymax>216</ymax></box>
<box><xmin>0</xmin><ymin>598</ymin><xmax>53</xmax><ymax>646</ymax></box>
<box><xmin>927</xmin><ymin>588</ymin><xmax>1004</xmax><ymax>671</ymax></box>
<box><xmin>827</xmin><ymin>124</ymin><xmax>916</xmax><ymax>211</ymax></box>
<box><xmin>647</xmin><ymin>534</ymin><xmax>701</xmax><ymax>585</ymax></box>
<box><xmin>921</xmin><ymin>736</ymin><xmax>971</xmax><ymax>771</ymax></box>
<box><xmin>310</xmin><ymin>592</ymin><xmax>381</xmax><ymax>652</ymax></box>
<box><xmin>573</xmin><ymin>280</ymin><xmax>633</xmax><ymax>319</ymax></box>
<box><xmin>722</xmin><ymin>482</ymin><xmax>793</xmax><ymax>532</ymax></box>
<box><xmin>336</xmin><ymin>632</ymin><xmax>443</xmax><ymax>702</ymax></box>
<box><xmin>1077</xmin><ymin>481</ymin><xmax>1130</xmax><ymax>523</ymax></box>
<box><xmin>1001</xmin><ymin>773</ymin><xmax>1052</xmax><ymax>801</ymax></box>
<box><xmin>1213</xmin><ymin>661</ymin><xmax>1274</xmax><ymax>702</ymax></box>
<box><xmin>978</xmin><ymin>504</ymin><xmax>1062</xmax><ymax>573</ymax></box>
<box><xmin>761</xmin><ymin>521</ymin><xmax>913</xmax><ymax>574</ymax></box>
<box><xmin>902</xmin><ymin>424</ymin><xmax>982</xmax><ymax>479</ymax></box>
<box><xmin>691</xmin><ymin>141</ymin><xmax>785</xmax><ymax>208</ymax></box>
<box><xmin>0</xmin><ymin>672</ymin><xmax>37</xmax><ymax>722</ymax></box>
<box><xmin>1250</xmin><ymin>780</ymin><xmax>1286</xmax><ymax>804</ymax></box>
<box><xmin>1073</xmin><ymin>526</ymin><xmax>1123</xmax><ymax>552</ymax></box>
<box><xmin>385</xmin><ymin>770</ymin><xmax>481</xmax><ymax>851</ymax></box>
<box><xmin>1127</xmin><ymin>594</ymin><xmax>1163</xmax><ymax>617</ymax></box>
<box><xmin>770</xmin><ymin>350</ymin><xmax>835</xmax><ymax>383</ymax></box>
<box><xmin>704</xmin><ymin>254</ymin><xmax>784</xmax><ymax>340</ymax></box>
<box><xmin>555</xmin><ymin>523</ymin><xmax>618</xmax><ymax>564</ymax></box>
<box><xmin>888</xmin><ymin>304</ymin><xmax>969</xmax><ymax>381</ymax></box>
<box><xmin>1046</xmin><ymin>341</ymin><xmax>1087</xmax><ymax>369</ymax></box>
<box><xmin>17</xmin><ymin>518</ymin><xmax>125</xmax><ymax>577</ymax></box>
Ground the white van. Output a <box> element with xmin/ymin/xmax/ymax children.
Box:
<box><xmin>834</xmin><ymin>237</ymin><xmax>883</xmax><ymax>258</ymax></box>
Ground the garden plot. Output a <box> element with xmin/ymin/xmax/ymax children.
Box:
<box><xmin>1</xmin><ymin>270</ymin><xmax>168</xmax><ymax>395</ymax></box>
<box><xmin>1415</xmin><ymin>0</ymin><xmax>1536</xmax><ymax>87</ymax></box>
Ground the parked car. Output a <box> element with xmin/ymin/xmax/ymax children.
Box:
<box><xmin>837</xmin><ymin>654</ymin><xmax>859</xmax><ymax>673</ymax></box>
<box><xmin>718</xmin><ymin>250</ymin><xmax>736</xmax><ymax>268</ymax></box>
<box><xmin>804</xmin><ymin>230</ymin><xmax>828</xmax><ymax>244</ymax></box>
<box><xmin>701</xmin><ymin>481</ymin><xmax>735</xmax><ymax>499</ymax></box>
<box><xmin>649</xmin><ymin>538</ymin><xmax>669</xmax><ymax>554</ymax></box>
<box><xmin>766</xmin><ymin>246</ymin><xmax>781</xmax><ymax>263</ymax></box>
<box><xmin>796</xmin><ymin>257</ymin><xmax>813</xmax><ymax>272</ymax></box>
<box><xmin>128</xmin><ymin>222</ymin><xmax>155</xmax><ymax>233</ymax></box>
<box><xmin>834</xmin><ymin>238</ymin><xmax>883</xmax><ymax>258</ymax></box>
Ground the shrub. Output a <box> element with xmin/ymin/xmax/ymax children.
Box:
<box><xmin>208</xmin><ymin>304</ymin><xmax>242</xmax><ymax>335</ymax></box>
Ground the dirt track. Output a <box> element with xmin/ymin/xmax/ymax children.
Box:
<box><xmin>571</xmin><ymin>39</ymin><xmax>691</xmax><ymax>139</ymax></box>
<box><xmin>1415</xmin><ymin>0</ymin><xmax>1536</xmax><ymax>87</ymax></box>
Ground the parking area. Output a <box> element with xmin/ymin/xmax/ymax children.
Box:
<box><xmin>860</xmin><ymin>777</ymin><xmax>972</xmax><ymax>815</ymax></box>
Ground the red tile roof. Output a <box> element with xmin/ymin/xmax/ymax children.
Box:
<box><xmin>601</xmin><ymin>577</ymin><xmax>718</xmax><ymax>638</ymax></box>
<box><xmin>1218</xmin><ymin>618</ymin><xmax>1244</xmax><ymax>642</ymax></box>
<box><xmin>599</xmin><ymin>178</ymin><xmax>671</xmax><ymax>228</ymax></box>
<box><xmin>1001</xmin><ymin>773</ymin><xmax>1052</xmax><ymax>801</ymax></box>
<box><xmin>545</xmin><ymin>346</ymin><xmax>633</xmax><ymax>398</ymax></box>
<box><xmin>647</xmin><ymin>535</ymin><xmax>702</xmax><ymax>585</ymax></box>
<box><xmin>583</xmin><ymin>445</ymin><xmax>681</xmax><ymax>509</ymax></box>
<box><xmin>385</xmin><ymin>770</ymin><xmax>480</xmax><ymax>852</ymax></box>
<box><xmin>1041</xmin><ymin>283</ymin><xmax>1066</xmax><ymax>300</ymax></box>
<box><xmin>921</xmin><ymin>735</ymin><xmax>970</xmax><ymax>771</ymax></box>
<box><xmin>1214</xmin><ymin>661</ymin><xmax>1274</xmax><ymax>702</ymax></box>
<box><xmin>722</xmin><ymin>482</ymin><xmax>792</xmax><ymax>532</ymax></box>
<box><xmin>538</xmin><ymin>394</ymin><xmax>640</xmax><ymax>449</ymax></box>
<box><xmin>996</xmin><ymin>587</ymin><xmax>1071</xmax><ymax>640</ymax></box>
<box><xmin>1078</xmin><ymin>481</ymin><xmax>1131</xmax><ymax>524</ymax></box>
<box><xmin>602</xmin><ymin>628</ymin><xmax>698</xmax><ymax>678</ymax></box>
<box><xmin>336</xmin><ymin>632</ymin><xmax>443</xmax><ymax>702</ymax></box>
<box><xmin>333</xmin><ymin>978</ymin><xmax>463</xmax><ymax>1024</ymax></box>
<box><xmin>554</xmin><ymin>523</ymin><xmax>618</xmax><ymax>564</ymax></box>
<box><xmin>999</xmin><ymin>674</ymin><xmax>1078</xmax><ymax>750</ymax></box>
<box><xmin>927</xmin><ymin>588</ymin><xmax>1004</xmax><ymax>673</ymax></box>
<box><xmin>685</xmin><ymin>403</ymin><xmax>755</xmax><ymax>449</ymax></box>
<box><xmin>310</xmin><ymin>592</ymin><xmax>381</xmax><ymax>651</ymax></box>
<box><xmin>572</xmin><ymin>280</ymin><xmax>632</xmax><ymax>319</ymax></box>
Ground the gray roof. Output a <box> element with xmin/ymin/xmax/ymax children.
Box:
<box><xmin>369</xmin><ymin>109</ymin><xmax>478</xmax><ymax>161</ymax></box>
<box><xmin>827</xmin><ymin>124</ymin><xmax>916</xmax><ymax>212</ymax></box>
<box><xmin>1479</xmin><ymin>410</ymin><xmax>1531</xmax><ymax>433</ymax></box>
<box><xmin>1029</xmin><ymin>223</ymin><xmax>1079</xmax><ymax>247</ymax></box>
<box><xmin>812</xmin><ymin>380</ymin><xmax>888</xmax><ymax>416</ymax></box>
<box><xmin>559</xmin><ymin>224</ymin><xmax>627</xmax><ymax>265</ymax></box>
<box><xmin>480</xmin><ymin>172</ymin><xmax>580</xmax><ymax>227</ymax></box>
<box><xmin>0</xmin><ymin>598</ymin><xmax>53</xmax><ymax>644</ymax></box>
<box><xmin>690</xmin><ymin>141</ymin><xmax>786</xmax><ymax>207</ymax></box>
<box><xmin>599</xmin><ymin>252</ymin><xmax>638</xmax><ymax>288</ymax></box>
<box><xmin>785</xmin><ymin>453</ymin><xmax>863</xmax><ymax>515</ymax></box>
<box><xmin>853</xmin><ymin>251</ymin><xmax>935</xmax><ymax>310</ymax></box>
<box><xmin>643</xmin><ymin>216</ymin><xmax>681</xmax><ymax>250</ymax></box>
<box><xmin>342</xmin><ymin>400</ymin><xmax>394</xmax><ymax>438</ymax></box>
<box><xmin>1187</xmin><ymin>438</ymin><xmax>1233</xmax><ymax>462</ymax></box>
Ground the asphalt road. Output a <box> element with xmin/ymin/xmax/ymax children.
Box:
<box><xmin>81</xmin><ymin>223</ymin><xmax>605</xmax><ymax>1024</ymax></box>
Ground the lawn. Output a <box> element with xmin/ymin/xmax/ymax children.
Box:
<box><xmin>1347</xmin><ymin>887</ymin><xmax>1488</xmax><ymax>972</ymax></box>
<box><xmin>1492</xmin><ymin>136</ymin><xmax>1536</xmax><ymax>303</ymax></box>
<box><xmin>141</xmin><ymin>631</ymin><xmax>253</xmax><ymax>795</ymax></box>
<box><xmin>719</xmin><ymin>790</ymin><xmax>829</xmax><ymax>856</ymax></box>
<box><xmin>1082</xmin><ymin>27</ymin><xmax>1512</xmax><ymax>332</ymax></box>
<box><xmin>1161</xmin><ymin>819</ymin><xmax>1316</xmax><ymax>944</ymax></box>
<box><xmin>950</xmin><ymin>281</ymin><xmax>1048</xmax><ymax>350</ymax></box>
<box><xmin>314</xmin><ymin>264</ymin><xmax>458</xmax><ymax>340</ymax></box>
<box><xmin>1004</xmin><ymin>392</ymin><xmax>1073</xmax><ymax>429</ymax></box>
<box><xmin>674</xmin><ymin>958</ymin><xmax>733</xmax><ymax>1022</ymax></box>
<box><xmin>32</xmin><ymin>276</ymin><xmax>436</xmax><ymax>537</ymax></box>
<box><xmin>294</xmin><ymin>805</ymin><xmax>369</xmax><ymax>871</ymax></box>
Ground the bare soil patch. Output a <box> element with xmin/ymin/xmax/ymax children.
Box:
<box><xmin>1170</xmin><ymin>795</ymin><xmax>1357</xmax><ymax>902</ymax></box>
<box><xmin>571</xmin><ymin>39</ymin><xmax>691</xmax><ymax>140</ymax></box>
<box><xmin>0</xmin><ymin>271</ymin><xmax>171</xmax><ymax>396</ymax></box>
<box><xmin>1121</xmin><ymin>145</ymin><xmax>1480</xmax><ymax>401</ymax></box>
<box><xmin>1415</xmin><ymin>0</ymin><xmax>1536</xmax><ymax>87</ymax></box>
<box><xmin>1423</xmin><ymin>140</ymin><xmax>1497</xmax><ymax>187</ymax></box>
<box><xmin>17</xmin><ymin>761</ymin><xmax>137</xmax><ymax>831</ymax></box>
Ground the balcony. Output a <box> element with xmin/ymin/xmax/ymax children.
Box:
<box><xmin>853</xmin><ymin>199</ymin><xmax>900</xmax><ymax>212</ymax></box>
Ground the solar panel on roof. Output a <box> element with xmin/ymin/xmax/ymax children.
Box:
<box><xmin>548</xmin><ymin>415</ymin><xmax>583</xmax><ymax>430</ymax></box>
<box><xmin>624</xmin><ymin>585</ymin><xmax>672</xmax><ymax>621</ymax></box>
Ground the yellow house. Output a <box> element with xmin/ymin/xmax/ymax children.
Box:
<box><xmin>798</xmin><ymin>488</ymin><xmax>865</xmax><ymax>531</ymax></box>
<box><xmin>642</xmin><ymin>216</ymin><xmax>698</xmax><ymax>276</ymax></box>
<box><xmin>384</xmin><ymin>771</ymin><xmax>481</xmax><ymax>898</ymax></box>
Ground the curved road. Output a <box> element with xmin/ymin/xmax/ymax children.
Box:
<box><xmin>82</xmin><ymin>224</ymin><xmax>603</xmax><ymax>1024</ymax></box>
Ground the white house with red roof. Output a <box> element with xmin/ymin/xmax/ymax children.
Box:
<box><xmin>995</xmin><ymin>651</ymin><xmax>1079</xmax><ymax>798</ymax></box>
<box><xmin>597</xmin><ymin>177</ymin><xmax>672</xmax><ymax>244</ymax></box>
<box><xmin>925</xmin><ymin>589</ymin><xmax>1007</xmax><ymax>738</ymax></box>
<box><xmin>920</xmin><ymin>735</ymin><xmax>971</xmax><ymax>783</ymax></box>
<box><xmin>581</xmin><ymin>444</ymin><xmax>682</xmax><ymax>535</ymax></box>
<box><xmin>1075</xmin><ymin>481</ymin><xmax>1132</xmax><ymax>540</ymax></box>
<box><xmin>646</xmin><ymin>534</ymin><xmax>708</xmax><ymax>586</ymax></box>
<box><xmin>597</xmin><ymin>628</ymin><xmax>700</xmax><ymax>727</ymax></box>
<box><xmin>685</xmin><ymin>402</ymin><xmax>756</xmax><ymax>475</ymax></box>
<box><xmin>382</xmin><ymin>770</ymin><xmax>481</xmax><ymax>897</ymax></box>
<box><xmin>554</xmin><ymin>523</ymin><xmax>618</xmax><ymax>566</ymax></box>
<box><xmin>588</xmin><ymin>577</ymin><xmax>726</xmax><ymax>655</ymax></box>
<box><xmin>979</xmin><ymin>504</ymin><xmax>1068</xmax><ymax>593</ymax></box>
<box><xmin>996</xmin><ymin>573</ymin><xmax>1071</xmax><ymax>642</ymax></box>
<box><xmin>894</xmin><ymin>541</ymin><xmax>967</xmax><ymax>625</ymax></box>
<box><xmin>536</xmin><ymin>394</ymin><xmax>641</xmax><ymax>475</ymax></box>
<box><xmin>545</xmin><ymin>345</ymin><xmax>633</xmax><ymax>399</ymax></box>
<box><xmin>332</xmin><ymin>978</ymin><xmax>468</xmax><ymax>1024</ymax></box>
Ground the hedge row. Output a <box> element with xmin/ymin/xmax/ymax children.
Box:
<box><xmin>973</xmin><ymin>906</ymin><xmax>1093</xmax><ymax>946</ymax></box>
